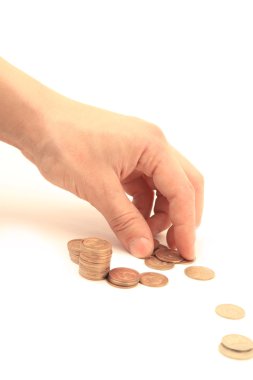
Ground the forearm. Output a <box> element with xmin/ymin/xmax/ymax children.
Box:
<box><xmin>0</xmin><ymin>58</ymin><xmax>52</xmax><ymax>161</ymax></box>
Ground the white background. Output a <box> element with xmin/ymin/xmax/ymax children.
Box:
<box><xmin>1</xmin><ymin>1</ymin><xmax>253</xmax><ymax>379</ymax></box>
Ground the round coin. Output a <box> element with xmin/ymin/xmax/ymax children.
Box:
<box><xmin>145</xmin><ymin>256</ymin><xmax>175</xmax><ymax>270</ymax></box>
<box><xmin>222</xmin><ymin>334</ymin><xmax>253</xmax><ymax>352</ymax></box>
<box><xmin>67</xmin><ymin>239</ymin><xmax>84</xmax><ymax>251</ymax></box>
<box><xmin>82</xmin><ymin>237</ymin><xmax>112</xmax><ymax>252</ymax></box>
<box><xmin>108</xmin><ymin>267</ymin><xmax>140</xmax><ymax>286</ymax></box>
<box><xmin>155</xmin><ymin>246</ymin><xmax>183</xmax><ymax>263</ymax></box>
<box><xmin>215</xmin><ymin>304</ymin><xmax>245</xmax><ymax>320</ymax></box>
<box><xmin>219</xmin><ymin>344</ymin><xmax>253</xmax><ymax>360</ymax></box>
<box><xmin>106</xmin><ymin>278</ymin><xmax>138</xmax><ymax>289</ymax></box>
<box><xmin>184</xmin><ymin>266</ymin><xmax>215</xmax><ymax>281</ymax></box>
<box><xmin>139</xmin><ymin>272</ymin><xmax>168</xmax><ymax>287</ymax></box>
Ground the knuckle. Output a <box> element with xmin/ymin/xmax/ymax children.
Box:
<box><xmin>109</xmin><ymin>211</ymin><xmax>140</xmax><ymax>234</ymax></box>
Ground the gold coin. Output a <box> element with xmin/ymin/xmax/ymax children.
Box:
<box><xmin>222</xmin><ymin>334</ymin><xmax>253</xmax><ymax>352</ymax></box>
<box><xmin>184</xmin><ymin>266</ymin><xmax>215</xmax><ymax>281</ymax></box>
<box><xmin>215</xmin><ymin>304</ymin><xmax>245</xmax><ymax>320</ymax></box>
<box><xmin>144</xmin><ymin>256</ymin><xmax>175</xmax><ymax>270</ymax></box>
<box><xmin>107</xmin><ymin>267</ymin><xmax>140</xmax><ymax>286</ymax></box>
<box><xmin>219</xmin><ymin>344</ymin><xmax>253</xmax><ymax>360</ymax></box>
<box><xmin>155</xmin><ymin>246</ymin><xmax>183</xmax><ymax>263</ymax></box>
<box><xmin>69</xmin><ymin>252</ymin><xmax>79</xmax><ymax>264</ymax></box>
<box><xmin>139</xmin><ymin>272</ymin><xmax>168</xmax><ymax>287</ymax></box>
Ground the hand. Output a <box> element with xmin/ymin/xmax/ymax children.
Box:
<box><xmin>33</xmin><ymin>97</ymin><xmax>204</xmax><ymax>260</ymax></box>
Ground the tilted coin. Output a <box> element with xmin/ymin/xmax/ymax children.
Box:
<box><xmin>219</xmin><ymin>343</ymin><xmax>253</xmax><ymax>360</ymax></box>
<box><xmin>184</xmin><ymin>266</ymin><xmax>215</xmax><ymax>281</ymax></box>
<box><xmin>222</xmin><ymin>334</ymin><xmax>253</xmax><ymax>352</ymax></box>
<box><xmin>215</xmin><ymin>304</ymin><xmax>245</xmax><ymax>320</ymax></box>
<box><xmin>155</xmin><ymin>246</ymin><xmax>184</xmax><ymax>263</ymax></box>
<box><xmin>107</xmin><ymin>267</ymin><xmax>140</xmax><ymax>286</ymax></box>
<box><xmin>144</xmin><ymin>256</ymin><xmax>175</xmax><ymax>270</ymax></box>
<box><xmin>139</xmin><ymin>272</ymin><xmax>168</xmax><ymax>287</ymax></box>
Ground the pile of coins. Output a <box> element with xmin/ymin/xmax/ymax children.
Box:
<box><xmin>67</xmin><ymin>236</ymin><xmax>252</xmax><ymax>360</ymax></box>
<box><xmin>219</xmin><ymin>334</ymin><xmax>253</xmax><ymax>360</ymax></box>
<box><xmin>68</xmin><ymin>237</ymin><xmax>112</xmax><ymax>281</ymax></box>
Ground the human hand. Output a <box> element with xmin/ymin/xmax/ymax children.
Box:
<box><xmin>33</xmin><ymin>96</ymin><xmax>204</xmax><ymax>260</ymax></box>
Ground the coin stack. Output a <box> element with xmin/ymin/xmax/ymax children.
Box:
<box><xmin>219</xmin><ymin>334</ymin><xmax>253</xmax><ymax>360</ymax></box>
<box><xmin>107</xmin><ymin>267</ymin><xmax>140</xmax><ymax>288</ymax></box>
<box><xmin>79</xmin><ymin>237</ymin><xmax>112</xmax><ymax>280</ymax></box>
<box><xmin>67</xmin><ymin>239</ymin><xmax>84</xmax><ymax>264</ymax></box>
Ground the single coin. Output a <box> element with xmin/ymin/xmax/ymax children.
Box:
<box><xmin>145</xmin><ymin>256</ymin><xmax>175</xmax><ymax>270</ymax></box>
<box><xmin>155</xmin><ymin>246</ymin><xmax>184</xmax><ymax>263</ymax></box>
<box><xmin>219</xmin><ymin>344</ymin><xmax>253</xmax><ymax>360</ymax></box>
<box><xmin>106</xmin><ymin>278</ymin><xmax>138</xmax><ymax>289</ymax></box>
<box><xmin>222</xmin><ymin>334</ymin><xmax>253</xmax><ymax>352</ymax></box>
<box><xmin>184</xmin><ymin>266</ymin><xmax>215</xmax><ymax>281</ymax></box>
<box><xmin>139</xmin><ymin>272</ymin><xmax>168</xmax><ymax>287</ymax></box>
<box><xmin>215</xmin><ymin>304</ymin><xmax>245</xmax><ymax>320</ymax></box>
<box><xmin>108</xmin><ymin>267</ymin><xmax>140</xmax><ymax>286</ymax></box>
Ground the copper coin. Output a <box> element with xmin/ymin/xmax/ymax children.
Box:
<box><xmin>106</xmin><ymin>278</ymin><xmax>138</xmax><ymax>289</ymax></box>
<box><xmin>107</xmin><ymin>267</ymin><xmax>140</xmax><ymax>286</ymax></box>
<box><xmin>219</xmin><ymin>344</ymin><xmax>253</xmax><ymax>360</ymax></box>
<box><xmin>184</xmin><ymin>266</ymin><xmax>215</xmax><ymax>281</ymax></box>
<box><xmin>67</xmin><ymin>239</ymin><xmax>84</xmax><ymax>252</ymax></box>
<box><xmin>155</xmin><ymin>246</ymin><xmax>184</xmax><ymax>263</ymax></box>
<box><xmin>82</xmin><ymin>237</ymin><xmax>112</xmax><ymax>252</ymax></box>
<box><xmin>215</xmin><ymin>304</ymin><xmax>245</xmax><ymax>320</ymax></box>
<box><xmin>222</xmin><ymin>334</ymin><xmax>253</xmax><ymax>352</ymax></box>
<box><xmin>139</xmin><ymin>272</ymin><xmax>168</xmax><ymax>287</ymax></box>
<box><xmin>144</xmin><ymin>256</ymin><xmax>175</xmax><ymax>270</ymax></box>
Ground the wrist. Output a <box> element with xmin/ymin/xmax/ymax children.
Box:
<box><xmin>0</xmin><ymin>59</ymin><xmax>51</xmax><ymax>163</ymax></box>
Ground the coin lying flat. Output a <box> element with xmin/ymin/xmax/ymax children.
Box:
<box><xmin>139</xmin><ymin>272</ymin><xmax>168</xmax><ymax>287</ymax></box>
<box><xmin>184</xmin><ymin>266</ymin><xmax>215</xmax><ymax>281</ymax></box>
<box><xmin>222</xmin><ymin>334</ymin><xmax>253</xmax><ymax>352</ymax></box>
<box><xmin>219</xmin><ymin>343</ymin><xmax>253</xmax><ymax>360</ymax></box>
<box><xmin>106</xmin><ymin>279</ymin><xmax>138</xmax><ymax>289</ymax></box>
<box><xmin>155</xmin><ymin>246</ymin><xmax>184</xmax><ymax>263</ymax></box>
<box><xmin>144</xmin><ymin>256</ymin><xmax>175</xmax><ymax>270</ymax></box>
<box><xmin>107</xmin><ymin>267</ymin><xmax>140</xmax><ymax>287</ymax></box>
<box><xmin>215</xmin><ymin>304</ymin><xmax>245</xmax><ymax>320</ymax></box>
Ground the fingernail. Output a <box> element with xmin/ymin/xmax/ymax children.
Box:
<box><xmin>129</xmin><ymin>237</ymin><xmax>153</xmax><ymax>258</ymax></box>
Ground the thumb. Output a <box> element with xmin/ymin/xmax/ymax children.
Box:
<box><xmin>90</xmin><ymin>174</ymin><xmax>154</xmax><ymax>258</ymax></box>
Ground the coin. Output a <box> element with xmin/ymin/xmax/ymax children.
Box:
<box><xmin>215</xmin><ymin>304</ymin><xmax>245</xmax><ymax>320</ymax></box>
<box><xmin>106</xmin><ymin>278</ymin><xmax>138</xmax><ymax>289</ymax></box>
<box><xmin>219</xmin><ymin>343</ymin><xmax>253</xmax><ymax>360</ymax></box>
<box><xmin>155</xmin><ymin>246</ymin><xmax>184</xmax><ymax>263</ymax></box>
<box><xmin>107</xmin><ymin>267</ymin><xmax>140</xmax><ymax>287</ymax></box>
<box><xmin>144</xmin><ymin>256</ymin><xmax>175</xmax><ymax>270</ymax></box>
<box><xmin>82</xmin><ymin>237</ymin><xmax>112</xmax><ymax>252</ymax></box>
<box><xmin>139</xmin><ymin>272</ymin><xmax>168</xmax><ymax>287</ymax></box>
<box><xmin>67</xmin><ymin>239</ymin><xmax>84</xmax><ymax>252</ymax></box>
<box><xmin>184</xmin><ymin>266</ymin><xmax>215</xmax><ymax>280</ymax></box>
<box><xmin>153</xmin><ymin>239</ymin><xmax>160</xmax><ymax>250</ymax></box>
<box><xmin>222</xmin><ymin>334</ymin><xmax>253</xmax><ymax>352</ymax></box>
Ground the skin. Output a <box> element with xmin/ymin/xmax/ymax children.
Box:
<box><xmin>0</xmin><ymin>58</ymin><xmax>204</xmax><ymax>260</ymax></box>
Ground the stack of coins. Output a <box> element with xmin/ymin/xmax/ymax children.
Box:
<box><xmin>79</xmin><ymin>237</ymin><xmax>112</xmax><ymax>280</ymax></box>
<box><xmin>107</xmin><ymin>267</ymin><xmax>140</xmax><ymax>288</ymax></box>
<box><xmin>67</xmin><ymin>239</ymin><xmax>84</xmax><ymax>264</ymax></box>
<box><xmin>219</xmin><ymin>334</ymin><xmax>253</xmax><ymax>360</ymax></box>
